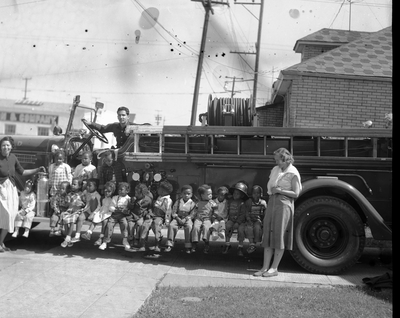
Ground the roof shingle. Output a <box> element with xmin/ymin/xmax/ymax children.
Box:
<box><xmin>285</xmin><ymin>27</ymin><xmax>392</xmax><ymax>79</ymax></box>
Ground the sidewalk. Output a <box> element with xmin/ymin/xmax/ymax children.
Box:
<box><xmin>0</xmin><ymin>226</ymin><xmax>392</xmax><ymax>318</ymax></box>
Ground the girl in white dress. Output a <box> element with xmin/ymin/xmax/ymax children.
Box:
<box><xmin>12</xmin><ymin>179</ymin><xmax>36</xmax><ymax>238</ymax></box>
<box><xmin>81</xmin><ymin>181</ymin><xmax>115</xmax><ymax>246</ymax></box>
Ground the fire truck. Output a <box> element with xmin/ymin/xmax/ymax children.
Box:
<box><xmin>4</xmin><ymin>95</ymin><xmax>392</xmax><ymax>275</ymax></box>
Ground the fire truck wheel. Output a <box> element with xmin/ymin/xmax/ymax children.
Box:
<box><xmin>290</xmin><ymin>196</ymin><xmax>365</xmax><ymax>275</ymax></box>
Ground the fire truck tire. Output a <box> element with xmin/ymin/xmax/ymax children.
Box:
<box><xmin>290</xmin><ymin>196</ymin><xmax>365</xmax><ymax>275</ymax></box>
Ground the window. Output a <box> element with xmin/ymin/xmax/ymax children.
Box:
<box><xmin>4</xmin><ymin>124</ymin><xmax>16</xmax><ymax>134</ymax></box>
<box><xmin>38</xmin><ymin>127</ymin><xmax>49</xmax><ymax>136</ymax></box>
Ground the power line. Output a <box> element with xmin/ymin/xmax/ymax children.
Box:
<box><xmin>329</xmin><ymin>0</ymin><xmax>346</xmax><ymax>28</ymax></box>
<box><xmin>0</xmin><ymin>0</ymin><xmax>49</xmax><ymax>8</ymax></box>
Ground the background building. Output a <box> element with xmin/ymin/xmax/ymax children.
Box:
<box><xmin>0</xmin><ymin>98</ymin><xmax>86</xmax><ymax>136</ymax></box>
<box><xmin>257</xmin><ymin>27</ymin><xmax>392</xmax><ymax>129</ymax></box>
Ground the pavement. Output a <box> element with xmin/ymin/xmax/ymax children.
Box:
<box><xmin>0</xmin><ymin>223</ymin><xmax>392</xmax><ymax>318</ymax></box>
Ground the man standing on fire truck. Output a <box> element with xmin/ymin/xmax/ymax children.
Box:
<box><xmin>86</xmin><ymin>106</ymin><xmax>133</xmax><ymax>149</ymax></box>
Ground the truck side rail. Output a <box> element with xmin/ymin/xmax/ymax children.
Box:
<box><xmin>119</xmin><ymin>126</ymin><xmax>392</xmax><ymax>165</ymax></box>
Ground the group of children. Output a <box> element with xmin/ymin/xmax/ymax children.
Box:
<box><xmin>13</xmin><ymin>148</ymin><xmax>268</xmax><ymax>256</ymax></box>
<box><xmin>161</xmin><ymin>182</ymin><xmax>267</xmax><ymax>255</ymax></box>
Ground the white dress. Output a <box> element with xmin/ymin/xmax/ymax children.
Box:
<box><xmin>92</xmin><ymin>197</ymin><xmax>113</xmax><ymax>223</ymax></box>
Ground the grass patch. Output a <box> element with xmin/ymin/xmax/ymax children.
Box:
<box><xmin>134</xmin><ymin>286</ymin><xmax>392</xmax><ymax>318</ymax></box>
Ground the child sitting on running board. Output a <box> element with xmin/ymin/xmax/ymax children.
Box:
<box><xmin>125</xmin><ymin>183</ymin><xmax>153</xmax><ymax>252</ymax></box>
<box><xmin>164</xmin><ymin>184</ymin><xmax>197</xmax><ymax>254</ymax></box>
<box><xmin>149</xmin><ymin>181</ymin><xmax>173</xmax><ymax>252</ymax></box>
<box><xmin>246</xmin><ymin>185</ymin><xmax>267</xmax><ymax>254</ymax></box>
<box><xmin>71</xmin><ymin>178</ymin><xmax>101</xmax><ymax>243</ymax></box>
<box><xmin>99</xmin><ymin>182</ymin><xmax>131</xmax><ymax>250</ymax></box>
<box><xmin>60</xmin><ymin>178</ymin><xmax>86</xmax><ymax>248</ymax></box>
<box><xmin>223</xmin><ymin>182</ymin><xmax>251</xmax><ymax>256</ymax></box>
<box><xmin>209</xmin><ymin>185</ymin><xmax>229</xmax><ymax>241</ymax></box>
<box><xmin>12</xmin><ymin>179</ymin><xmax>36</xmax><ymax>238</ymax></box>
<box><xmin>82</xmin><ymin>181</ymin><xmax>115</xmax><ymax>245</ymax></box>
<box><xmin>191</xmin><ymin>184</ymin><xmax>217</xmax><ymax>254</ymax></box>
<box><xmin>49</xmin><ymin>181</ymin><xmax>70</xmax><ymax>237</ymax></box>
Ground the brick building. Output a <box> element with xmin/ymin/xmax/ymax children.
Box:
<box><xmin>257</xmin><ymin>27</ymin><xmax>392</xmax><ymax>129</ymax></box>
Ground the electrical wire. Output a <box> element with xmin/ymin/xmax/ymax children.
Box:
<box><xmin>329</xmin><ymin>0</ymin><xmax>346</xmax><ymax>28</ymax></box>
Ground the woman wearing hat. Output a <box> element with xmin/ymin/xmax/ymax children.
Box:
<box><xmin>254</xmin><ymin>148</ymin><xmax>302</xmax><ymax>277</ymax></box>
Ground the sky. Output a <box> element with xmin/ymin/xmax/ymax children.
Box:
<box><xmin>0</xmin><ymin>0</ymin><xmax>392</xmax><ymax>126</ymax></box>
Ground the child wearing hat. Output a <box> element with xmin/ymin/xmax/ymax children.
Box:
<box><xmin>246</xmin><ymin>185</ymin><xmax>267</xmax><ymax>254</ymax></box>
<box><xmin>12</xmin><ymin>179</ymin><xmax>36</xmax><ymax>238</ymax></box>
<box><xmin>223</xmin><ymin>181</ymin><xmax>251</xmax><ymax>256</ymax></box>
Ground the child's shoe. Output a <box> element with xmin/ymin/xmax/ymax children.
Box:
<box><xmin>70</xmin><ymin>236</ymin><xmax>80</xmax><ymax>243</ymax></box>
<box><xmin>49</xmin><ymin>230</ymin><xmax>55</xmax><ymax>237</ymax></box>
<box><xmin>154</xmin><ymin>245</ymin><xmax>161</xmax><ymax>253</ymax></box>
<box><xmin>61</xmin><ymin>238</ymin><xmax>70</xmax><ymax>248</ymax></box>
<box><xmin>211</xmin><ymin>231</ymin><xmax>219</xmax><ymax>241</ymax></box>
<box><xmin>247</xmin><ymin>244</ymin><xmax>257</xmax><ymax>254</ymax></box>
<box><xmin>222</xmin><ymin>244</ymin><xmax>231</xmax><ymax>254</ymax></box>
<box><xmin>237</xmin><ymin>247</ymin><xmax>244</xmax><ymax>257</ymax></box>
<box><xmin>218</xmin><ymin>231</ymin><xmax>226</xmax><ymax>240</ymax></box>
<box><xmin>22</xmin><ymin>229</ymin><xmax>29</xmax><ymax>238</ymax></box>
<box><xmin>132</xmin><ymin>239</ymin><xmax>139</xmax><ymax>247</ymax></box>
<box><xmin>12</xmin><ymin>231</ymin><xmax>18</xmax><ymax>238</ymax></box>
<box><xmin>137</xmin><ymin>246</ymin><xmax>146</xmax><ymax>252</ymax></box>
<box><xmin>122</xmin><ymin>238</ymin><xmax>130</xmax><ymax>249</ymax></box>
<box><xmin>94</xmin><ymin>238</ymin><xmax>103</xmax><ymax>246</ymax></box>
<box><xmin>164</xmin><ymin>246</ymin><xmax>172</xmax><ymax>252</ymax></box>
<box><xmin>81</xmin><ymin>232</ymin><xmax>91</xmax><ymax>241</ymax></box>
<box><xmin>185</xmin><ymin>248</ymin><xmax>191</xmax><ymax>254</ymax></box>
<box><xmin>99</xmin><ymin>242</ymin><xmax>107</xmax><ymax>250</ymax></box>
<box><xmin>54</xmin><ymin>229</ymin><xmax>62</xmax><ymax>236</ymax></box>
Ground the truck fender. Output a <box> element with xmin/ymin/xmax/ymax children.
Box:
<box><xmin>299</xmin><ymin>178</ymin><xmax>391</xmax><ymax>240</ymax></box>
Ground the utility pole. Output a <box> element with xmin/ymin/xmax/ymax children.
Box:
<box><xmin>22</xmin><ymin>77</ymin><xmax>31</xmax><ymax>100</ymax></box>
<box><xmin>155</xmin><ymin>111</ymin><xmax>162</xmax><ymax>125</ymax></box>
<box><xmin>229</xmin><ymin>1</ymin><xmax>264</xmax><ymax>110</ymax></box>
<box><xmin>251</xmin><ymin>0</ymin><xmax>264</xmax><ymax>111</ymax></box>
<box><xmin>225</xmin><ymin>76</ymin><xmax>244</xmax><ymax>98</ymax></box>
<box><xmin>190</xmin><ymin>0</ymin><xmax>229</xmax><ymax>126</ymax></box>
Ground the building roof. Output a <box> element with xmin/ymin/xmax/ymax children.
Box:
<box><xmin>284</xmin><ymin>27</ymin><xmax>392</xmax><ymax>79</ymax></box>
<box><xmin>293</xmin><ymin>28</ymin><xmax>371</xmax><ymax>53</ymax></box>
